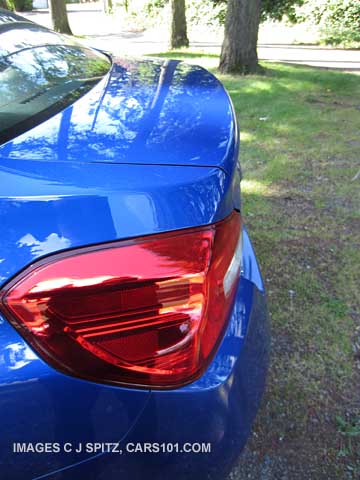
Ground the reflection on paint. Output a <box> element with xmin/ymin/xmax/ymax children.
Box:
<box><xmin>2</xmin><ymin>342</ymin><xmax>37</xmax><ymax>370</ymax></box>
<box><xmin>0</xmin><ymin>59</ymin><xmax>236</xmax><ymax>174</ymax></box>
<box><xmin>17</xmin><ymin>233</ymin><xmax>71</xmax><ymax>256</ymax></box>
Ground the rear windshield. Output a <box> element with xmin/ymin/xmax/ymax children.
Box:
<box><xmin>0</xmin><ymin>24</ymin><xmax>111</xmax><ymax>145</ymax></box>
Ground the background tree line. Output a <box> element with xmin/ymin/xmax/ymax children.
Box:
<box><xmin>1</xmin><ymin>0</ymin><xmax>359</xmax><ymax>74</ymax></box>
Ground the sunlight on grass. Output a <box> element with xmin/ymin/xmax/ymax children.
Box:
<box><xmin>239</xmin><ymin>131</ymin><xmax>256</xmax><ymax>143</ymax></box>
<box><xmin>239</xmin><ymin>81</ymin><xmax>274</xmax><ymax>93</ymax></box>
<box><xmin>241</xmin><ymin>179</ymin><xmax>272</xmax><ymax>196</ymax></box>
<box><xmin>148</xmin><ymin>49</ymin><xmax>360</xmax><ymax>474</ymax></box>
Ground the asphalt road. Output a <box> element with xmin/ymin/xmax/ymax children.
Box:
<box><xmin>22</xmin><ymin>5</ymin><xmax>360</xmax><ymax>73</ymax></box>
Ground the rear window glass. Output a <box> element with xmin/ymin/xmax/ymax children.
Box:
<box><xmin>0</xmin><ymin>39</ymin><xmax>111</xmax><ymax>145</ymax></box>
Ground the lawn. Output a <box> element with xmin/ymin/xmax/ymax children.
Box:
<box><xmin>150</xmin><ymin>52</ymin><xmax>360</xmax><ymax>479</ymax></box>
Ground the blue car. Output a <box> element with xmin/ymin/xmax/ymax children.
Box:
<box><xmin>0</xmin><ymin>9</ymin><xmax>269</xmax><ymax>480</ymax></box>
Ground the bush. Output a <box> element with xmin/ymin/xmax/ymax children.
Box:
<box><xmin>8</xmin><ymin>0</ymin><xmax>32</xmax><ymax>11</ymax></box>
<box><xmin>298</xmin><ymin>0</ymin><xmax>360</xmax><ymax>46</ymax></box>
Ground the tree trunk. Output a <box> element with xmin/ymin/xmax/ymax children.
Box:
<box><xmin>0</xmin><ymin>0</ymin><xmax>8</xmax><ymax>9</ymax></box>
<box><xmin>219</xmin><ymin>0</ymin><xmax>262</xmax><ymax>75</ymax></box>
<box><xmin>49</xmin><ymin>0</ymin><xmax>72</xmax><ymax>35</ymax></box>
<box><xmin>170</xmin><ymin>0</ymin><xmax>189</xmax><ymax>49</ymax></box>
<box><xmin>102</xmin><ymin>0</ymin><xmax>113</xmax><ymax>14</ymax></box>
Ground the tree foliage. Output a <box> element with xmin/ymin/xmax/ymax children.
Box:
<box><xmin>145</xmin><ymin>0</ymin><xmax>305</xmax><ymax>26</ymax></box>
<box><xmin>212</xmin><ymin>0</ymin><xmax>304</xmax><ymax>23</ymax></box>
<box><xmin>124</xmin><ymin>0</ymin><xmax>360</xmax><ymax>48</ymax></box>
<box><xmin>6</xmin><ymin>0</ymin><xmax>32</xmax><ymax>11</ymax></box>
<box><xmin>261</xmin><ymin>0</ymin><xmax>305</xmax><ymax>21</ymax></box>
<box><xmin>297</xmin><ymin>0</ymin><xmax>360</xmax><ymax>46</ymax></box>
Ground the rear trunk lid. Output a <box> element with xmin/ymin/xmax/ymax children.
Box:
<box><xmin>0</xmin><ymin>58</ymin><xmax>238</xmax><ymax>175</ymax></box>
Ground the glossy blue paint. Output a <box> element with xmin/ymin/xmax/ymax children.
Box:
<box><xmin>0</xmin><ymin>11</ymin><xmax>269</xmax><ymax>480</ymax></box>
<box><xmin>0</xmin><ymin>229</ymin><xmax>269</xmax><ymax>480</ymax></box>
<box><xmin>0</xmin><ymin>313</ymin><xmax>150</xmax><ymax>479</ymax></box>
<box><xmin>0</xmin><ymin>58</ymin><xmax>239</xmax><ymax>177</ymax></box>
<box><xmin>0</xmin><ymin>160</ymin><xmax>234</xmax><ymax>285</ymax></box>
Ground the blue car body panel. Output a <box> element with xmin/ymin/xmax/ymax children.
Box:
<box><xmin>1</xmin><ymin>59</ymin><xmax>239</xmax><ymax>177</ymax></box>
<box><xmin>0</xmin><ymin>314</ymin><xmax>150</xmax><ymax>479</ymax></box>
<box><xmin>0</xmin><ymin>10</ymin><xmax>268</xmax><ymax>480</ymax></box>
<box><xmin>0</xmin><ymin>230</ymin><xmax>269</xmax><ymax>480</ymax></box>
<box><xmin>0</xmin><ymin>160</ymin><xmax>235</xmax><ymax>285</ymax></box>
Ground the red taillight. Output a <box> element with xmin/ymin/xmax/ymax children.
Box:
<box><xmin>0</xmin><ymin>212</ymin><xmax>242</xmax><ymax>389</ymax></box>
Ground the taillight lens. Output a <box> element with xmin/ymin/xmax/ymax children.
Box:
<box><xmin>0</xmin><ymin>212</ymin><xmax>242</xmax><ymax>389</ymax></box>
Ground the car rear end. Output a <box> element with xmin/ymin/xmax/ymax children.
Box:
<box><xmin>0</xmin><ymin>10</ymin><xmax>269</xmax><ymax>480</ymax></box>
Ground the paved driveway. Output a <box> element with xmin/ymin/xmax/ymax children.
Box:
<box><xmin>22</xmin><ymin>5</ymin><xmax>360</xmax><ymax>73</ymax></box>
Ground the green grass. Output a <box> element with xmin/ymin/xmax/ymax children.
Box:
<box><xmin>149</xmin><ymin>52</ymin><xmax>360</xmax><ymax>478</ymax></box>
<box><xmin>337</xmin><ymin>415</ymin><xmax>360</xmax><ymax>458</ymax></box>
